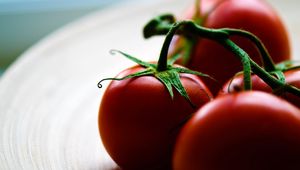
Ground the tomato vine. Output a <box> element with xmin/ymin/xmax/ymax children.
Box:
<box><xmin>143</xmin><ymin>14</ymin><xmax>300</xmax><ymax>97</ymax></box>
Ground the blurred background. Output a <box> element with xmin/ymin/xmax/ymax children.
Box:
<box><xmin>0</xmin><ymin>0</ymin><xmax>139</xmax><ymax>75</ymax></box>
<box><xmin>0</xmin><ymin>0</ymin><xmax>299</xmax><ymax>76</ymax></box>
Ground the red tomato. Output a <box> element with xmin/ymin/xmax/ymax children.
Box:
<box><xmin>99</xmin><ymin>65</ymin><xmax>212</xmax><ymax>169</ymax></box>
<box><xmin>220</xmin><ymin>68</ymin><xmax>300</xmax><ymax>108</ymax></box>
<box><xmin>173</xmin><ymin>91</ymin><xmax>300</xmax><ymax>170</ymax></box>
<box><xmin>175</xmin><ymin>0</ymin><xmax>290</xmax><ymax>95</ymax></box>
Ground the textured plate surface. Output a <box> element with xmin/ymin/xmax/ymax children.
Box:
<box><xmin>0</xmin><ymin>0</ymin><xmax>299</xmax><ymax>169</ymax></box>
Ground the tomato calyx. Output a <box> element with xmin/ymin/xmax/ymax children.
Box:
<box><xmin>98</xmin><ymin>50</ymin><xmax>210</xmax><ymax>108</ymax></box>
<box><xmin>99</xmin><ymin>22</ymin><xmax>213</xmax><ymax>107</ymax></box>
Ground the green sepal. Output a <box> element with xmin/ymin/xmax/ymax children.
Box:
<box><xmin>173</xmin><ymin>67</ymin><xmax>214</xmax><ymax>81</ymax></box>
<box><xmin>155</xmin><ymin>70</ymin><xmax>195</xmax><ymax>108</ymax></box>
<box><xmin>276</xmin><ymin>60</ymin><xmax>300</xmax><ymax>72</ymax></box>
<box><xmin>167</xmin><ymin>53</ymin><xmax>181</xmax><ymax>65</ymax></box>
<box><xmin>276</xmin><ymin>60</ymin><xmax>294</xmax><ymax>71</ymax></box>
<box><xmin>110</xmin><ymin>49</ymin><xmax>155</xmax><ymax>68</ymax></box>
<box><xmin>98</xmin><ymin>50</ymin><xmax>212</xmax><ymax>108</ymax></box>
<box><xmin>98</xmin><ymin>69</ymin><xmax>154</xmax><ymax>88</ymax></box>
<box><xmin>155</xmin><ymin>71</ymin><xmax>175</xmax><ymax>98</ymax></box>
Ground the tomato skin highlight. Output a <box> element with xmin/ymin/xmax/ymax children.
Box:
<box><xmin>220</xmin><ymin>68</ymin><xmax>300</xmax><ymax>108</ymax></box>
<box><xmin>177</xmin><ymin>0</ymin><xmax>290</xmax><ymax>95</ymax></box>
<box><xmin>99</xmin><ymin>65</ymin><xmax>212</xmax><ymax>169</ymax></box>
<box><xmin>173</xmin><ymin>91</ymin><xmax>300</xmax><ymax>170</ymax></box>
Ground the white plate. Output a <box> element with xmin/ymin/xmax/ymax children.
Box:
<box><xmin>0</xmin><ymin>0</ymin><xmax>299</xmax><ymax>169</ymax></box>
<box><xmin>0</xmin><ymin>0</ymin><xmax>193</xmax><ymax>169</ymax></box>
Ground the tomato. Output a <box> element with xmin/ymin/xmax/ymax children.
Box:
<box><xmin>174</xmin><ymin>0</ymin><xmax>290</xmax><ymax>95</ymax></box>
<box><xmin>220</xmin><ymin>68</ymin><xmax>300</xmax><ymax>108</ymax></box>
<box><xmin>173</xmin><ymin>91</ymin><xmax>300</xmax><ymax>170</ymax></box>
<box><xmin>99</xmin><ymin>65</ymin><xmax>212</xmax><ymax>169</ymax></box>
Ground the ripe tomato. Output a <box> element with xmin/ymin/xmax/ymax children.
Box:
<box><xmin>173</xmin><ymin>91</ymin><xmax>300</xmax><ymax>170</ymax></box>
<box><xmin>220</xmin><ymin>68</ymin><xmax>300</xmax><ymax>108</ymax></box>
<box><xmin>99</xmin><ymin>65</ymin><xmax>212</xmax><ymax>169</ymax></box>
<box><xmin>175</xmin><ymin>0</ymin><xmax>290</xmax><ymax>95</ymax></box>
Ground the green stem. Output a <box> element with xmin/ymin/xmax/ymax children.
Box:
<box><xmin>144</xmin><ymin>19</ymin><xmax>229</xmax><ymax>40</ymax></box>
<box><xmin>157</xmin><ymin>22</ymin><xmax>182</xmax><ymax>71</ymax></box>
<box><xmin>250</xmin><ymin>59</ymin><xmax>282</xmax><ymax>89</ymax></box>
<box><xmin>156</xmin><ymin>21</ymin><xmax>228</xmax><ymax>71</ymax></box>
<box><xmin>184</xmin><ymin>21</ymin><xmax>229</xmax><ymax>39</ymax></box>
<box><xmin>225</xmin><ymin>29</ymin><xmax>276</xmax><ymax>72</ymax></box>
<box><xmin>157</xmin><ymin>21</ymin><xmax>252</xmax><ymax>90</ymax></box>
<box><xmin>249</xmin><ymin>59</ymin><xmax>300</xmax><ymax>96</ymax></box>
<box><xmin>144</xmin><ymin>18</ymin><xmax>300</xmax><ymax>97</ymax></box>
<box><xmin>220</xmin><ymin>39</ymin><xmax>252</xmax><ymax>90</ymax></box>
<box><xmin>182</xmin><ymin>22</ymin><xmax>253</xmax><ymax>90</ymax></box>
<box><xmin>145</xmin><ymin>20</ymin><xmax>276</xmax><ymax>72</ymax></box>
<box><xmin>287</xmin><ymin>85</ymin><xmax>300</xmax><ymax>96</ymax></box>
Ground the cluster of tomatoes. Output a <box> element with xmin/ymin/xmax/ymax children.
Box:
<box><xmin>98</xmin><ymin>0</ymin><xmax>300</xmax><ymax>169</ymax></box>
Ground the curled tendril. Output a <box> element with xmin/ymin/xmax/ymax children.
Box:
<box><xmin>98</xmin><ymin>82</ymin><xmax>103</xmax><ymax>88</ymax></box>
<box><xmin>109</xmin><ymin>49</ymin><xmax>119</xmax><ymax>55</ymax></box>
<box><xmin>97</xmin><ymin>50</ymin><xmax>123</xmax><ymax>88</ymax></box>
<box><xmin>98</xmin><ymin>69</ymin><xmax>155</xmax><ymax>88</ymax></box>
<box><xmin>98</xmin><ymin>78</ymin><xmax>118</xmax><ymax>88</ymax></box>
